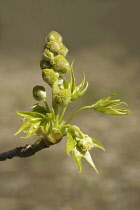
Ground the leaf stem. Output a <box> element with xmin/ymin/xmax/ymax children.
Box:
<box><xmin>42</xmin><ymin>99</ymin><xmax>50</xmax><ymax>112</ymax></box>
<box><xmin>65</xmin><ymin>106</ymin><xmax>91</xmax><ymax>124</ymax></box>
<box><xmin>59</xmin><ymin>107</ymin><xmax>67</xmax><ymax>124</ymax></box>
<box><xmin>52</xmin><ymin>102</ymin><xmax>59</xmax><ymax>126</ymax></box>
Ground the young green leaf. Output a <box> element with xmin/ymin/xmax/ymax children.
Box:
<box><xmin>83</xmin><ymin>151</ymin><xmax>99</xmax><ymax>173</ymax></box>
<box><xmin>16</xmin><ymin>111</ymin><xmax>45</xmax><ymax>119</ymax></box>
<box><xmin>65</xmin><ymin>131</ymin><xmax>76</xmax><ymax>156</ymax></box>
<box><xmin>72</xmin><ymin>146</ymin><xmax>83</xmax><ymax>173</ymax></box>
<box><xmin>14</xmin><ymin>120</ymin><xmax>32</xmax><ymax>136</ymax></box>
<box><xmin>40</xmin><ymin>120</ymin><xmax>50</xmax><ymax>134</ymax></box>
<box><xmin>71</xmin><ymin>82</ymin><xmax>88</xmax><ymax>101</ymax></box>
<box><xmin>70</xmin><ymin>66</ymin><xmax>88</xmax><ymax>101</ymax></box>
<box><xmin>91</xmin><ymin>95</ymin><xmax>131</xmax><ymax>116</ymax></box>
<box><xmin>92</xmin><ymin>138</ymin><xmax>105</xmax><ymax>151</ymax></box>
<box><xmin>70</xmin><ymin>61</ymin><xmax>76</xmax><ymax>93</ymax></box>
<box><xmin>21</xmin><ymin>121</ymin><xmax>41</xmax><ymax>139</ymax></box>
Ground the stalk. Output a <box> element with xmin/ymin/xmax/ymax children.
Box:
<box><xmin>42</xmin><ymin>99</ymin><xmax>50</xmax><ymax>112</ymax></box>
<box><xmin>65</xmin><ymin>106</ymin><xmax>91</xmax><ymax>125</ymax></box>
<box><xmin>59</xmin><ymin>107</ymin><xmax>67</xmax><ymax>124</ymax></box>
<box><xmin>52</xmin><ymin>102</ymin><xmax>59</xmax><ymax>126</ymax></box>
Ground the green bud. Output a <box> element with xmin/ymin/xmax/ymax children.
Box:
<box><xmin>53</xmin><ymin>89</ymin><xmax>71</xmax><ymax>108</ymax></box>
<box><xmin>40</xmin><ymin>59</ymin><xmax>51</xmax><ymax>70</ymax></box>
<box><xmin>46</xmin><ymin>132</ymin><xmax>62</xmax><ymax>144</ymax></box>
<box><xmin>45</xmin><ymin>31</ymin><xmax>62</xmax><ymax>43</ymax></box>
<box><xmin>51</xmin><ymin>55</ymin><xmax>70</xmax><ymax>74</ymax></box>
<box><xmin>78</xmin><ymin>135</ymin><xmax>94</xmax><ymax>152</ymax></box>
<box><xmin>43</xmin><ymin>49</ymin><xmax>54</xmax><ymax>62</ymax></box>
<box><xmin>42</xmin><ymin>69</ymin><xmax>59</xmax><ymax>86</ymax></box>
<box><xmin>58</xmin><ymin>43</ymin><xmax>69</xmax><ymax>57</ymax></box>
<box><xmin>33</xmin><ymin>85</ymin><xmax>46</xmax><ymax>101</ymax></box>
<box><xmin>47</xmin><ymin>40</ymin><xmax>62</xmax><ymax>53</ymax></box>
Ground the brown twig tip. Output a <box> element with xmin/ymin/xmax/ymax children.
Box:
<box><xmin>0</xmin><ymin>139</ymin><xmax>57</xmax><ymax>161</ymax></box>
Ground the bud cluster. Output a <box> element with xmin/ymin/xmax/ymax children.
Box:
<box><xmin>38</xmin><ymin>31</ymin><xmax>72</xmax><ymax>107</ymax></box>
<box><xmin>41</xmin><ymin>31</ymin><xmax>70</xmax><ymax>79</ymax></box>
<box><xmin>32</xmin><ymin>31</ymin><xmax>88</xmax><ymax>109</ymax></box>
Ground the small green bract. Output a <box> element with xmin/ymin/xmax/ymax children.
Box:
<box><xmin>15</xmin><ymin>31</ymin><xmax>131</xmax><ymax>173</ymax></box>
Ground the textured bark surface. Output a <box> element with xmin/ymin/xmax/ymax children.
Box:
<box><xmin>0</xmin><ymin>139</ymin><xmax>55</xmax><ymax>161</ymax></box>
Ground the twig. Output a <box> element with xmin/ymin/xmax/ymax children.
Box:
<box><xmin>0</xmin><ymin>138</ymin><xmax>60</xmax><ymax>161</ymax></box>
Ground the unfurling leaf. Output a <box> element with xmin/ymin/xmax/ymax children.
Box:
<box><xmin>69</xmin><ymin>62</ymin><xmax>88</xmax><ymax>101</ymax></box>
<box><xmin>92</xmin><ymin>94</ymin><xmax>131</xmax><ymax>115</ymax></box>
<box><xmin>16</xmin><ymin>111</ymin><xmax>45</xmax><ymax>120</ymax></box>
<box><xmin>83</xmin><ymin>151</ymin><xmax>98</xmax><ymax>173</ymax></box>
<box><xmin>72</xmin><ymin>146</ymin><xmax>83</xmax><ymax>173</ymax></box>
<box><xmin>65</xmin><ymin>132</ymin><xmax>76</xmax><ymax>156</ymax></box>
<box><xmin>14</xmin><ymin>120</ymin><xmax>32</xmax><ymax>136</ymax></box>
<box><xmin>92</xmin><ymin>138</ymin><xmax>105</xmax><ymax>151</ymax></box>
<box><xmin>21</xmin><ymin>121</ymin><xmax>41</xmax><ymax>139</ymax></box>
<box><xmin>14</xmin><ymin>120</ymin><xmax>41</xmax><ymax>139</ymax></box>
<box><xmin>14</xmin><ymin>110</ymin><xmax>51</xmax><ymax>138</ymax></box>
<box><xmin>72</xmin><ymin>145</ymin><xmax>98</xmax><ymax>173</ymax></box>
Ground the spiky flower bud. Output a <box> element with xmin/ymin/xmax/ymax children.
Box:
<box><xmin>33</xmin><ymin>85</ymin><xmax>46</xmax><ymax>101</ymax></box>
<box><xmin>43</xmin><ymin>49</ymin><xmax>54</xmax><ymax>62</ymax></box>
<box><xmin>42</xmin><ymin>69</ymin><xmax>59</xmax><ymax>86</ymax></box>
<box><xmin>53</xmin><ymin>89</ymin><xmax>71</xmax><ymax>108</ymax></box>
<box><xmin>40</xmin><ymin>59</ymin><xmax>51</xmax><ymax>70</ymax></box>
<box><xmin>51</xmin><ymin>55</ymin><xmax>70</xmax><ymax>74</ymax></box>
<box><xmin>78</xmin><ymin>135</ymin><xmax>94</xmax><ymax>152</ymax></box>
<box><xmin>45</xmin><ymin>31</ymin><xmax>62</xmax><ymax>43</ymax></box>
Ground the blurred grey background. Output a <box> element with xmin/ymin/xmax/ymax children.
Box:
<box><xmin>0</xmin><ymin>0</ymin><xmax>140</xmax><ymax>210</ymax></box>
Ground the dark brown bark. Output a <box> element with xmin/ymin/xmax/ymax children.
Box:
<box><xmin>0</xmin><ymin>139</ymin><xmax>58</xmax><ymax>161</ymax></box>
